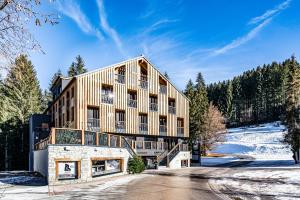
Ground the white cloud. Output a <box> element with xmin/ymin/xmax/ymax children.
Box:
<box><xmin>143</xmin><ymin>19</ymin><xmax>178</xmax><ymax>34</ymax></box>
<box><xmin>96</xmin><ymin>0</ymin><xmax>127</xmax><ymax>58</ymax></box>
<box><xmin>57</xmin><ymin>0</ymin><xmax>104</xmax><ymax>40</ymax></box>
<box><xmin>248</xmin><ymin>0</ymin><xmax>292</xmax><ymax>25</ymax></box>
<box><xmin>212</xmin><ymin>18</ymin><xmax>272</xmax><ymax>56</ymax></box>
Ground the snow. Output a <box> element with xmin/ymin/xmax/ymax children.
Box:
<box><xmin>0</xmin><ymin>174</ymin><xmax>146</xmax><ymax>200</ymax></box>
<box><xmin>211</xmin><ymin>122</ymin><xmax>293</xmax><ymax>160</ymax></box>
<box><xmin>209</xmin><ymin>122</ymin><xmax>300</xmax><ymax>200</ymax></box>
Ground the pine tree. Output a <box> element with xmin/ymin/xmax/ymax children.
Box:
<box><xmin>195</xmin><ymin>72</ymin><xmax>205</xmax><ymax>89</ymax></box>
<box><xmin>68</xmin><ymin>55</ymin><xmax>87</xmax><ymax>76</ymax></box>
<box><xmin>164</xmin><ymin>72</ymin><xmax>170</xmax><ymax>80</ymax></box>
<box><xmin>3</xmin><ymin>55</ymin><xmax>42</xmax><ymax>123</ymax></box>
<box><xmin>284</xmin><ymin>56</ymin><xmax>300</xmax><ymax>163</ymax></box>
<box><xmin>225</xmin><ymin>80</ymin><xmax>233</xmax><ymax>120</ymax></box>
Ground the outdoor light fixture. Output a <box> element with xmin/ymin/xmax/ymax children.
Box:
<box><xmin>63</xmin><ymin>147</ymin><xmax>69</xmax><ymax>151</ymax></box>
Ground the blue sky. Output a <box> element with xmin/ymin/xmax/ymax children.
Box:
<box><xmin>29</xmin><ymin>0</ymin><xmax>300</xmax><ymax>90</ymax></box>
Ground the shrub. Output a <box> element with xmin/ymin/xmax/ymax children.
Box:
<box><xmin>127</xmin><ymin>155</ymin><xmax>145</xmax><ymax>174</ymax></box>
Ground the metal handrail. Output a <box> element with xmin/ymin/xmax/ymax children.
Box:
<box><xmin>101</xmin><ymin>95</ymin><xmax>113</xmax><ymax>104</ymax></box>
<box><xmin>149</xmin><ymin>103</ymin><xmax>158</xmax><ymax>111</ymax></box>
<box><xmin>128</xmin><ymin>99</ymin><xmax>137</xmax><ymax>108</ymax></box>
<box><xmin>159</xmin><ymin>85</ymin><xmax>167</xmax><ymax>94</ymax></box>
<box><xmin>168</xmin><ymin>106</ymin><xmax>176</xmax><ymax>114</ymax></box>
<box><xmin>116</xmin><ymin>74</ymin><xmax>125</xmax><ymax>84</ymax></box>
<box><xmin>159</xmin><ymin>125</ymin><xmax>167</xmax><ymax>135</ymax></box>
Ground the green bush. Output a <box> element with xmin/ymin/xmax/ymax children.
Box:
<box><xmin>127</xmin><ymin>155</ymin><xmax>145</xmax><ymax>174</ymax></box>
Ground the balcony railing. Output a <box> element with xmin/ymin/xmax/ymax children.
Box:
<box><xmin>168</xmin><ymin>106</ymin><xmax>176</xmax><ymax>114</ymax></box>
<box><xmin>116</xmin><ymin>121</ymin><xmax>125</xmax><ymax>133</ymax></box>
<box><xmin>116</xmin><ymin>74</ymin><xmax>125</xmax><ymax>84</ymax></box>
<box><xmin>86</xmin><ymin>118</ymin><xmax>100</xmax><ymax>132</ymax></box>
<box><xmin>134</xmin><ymin>141</ymin><xmax>167</xmax><ymax>151</ymax></box>
<box><xmin>139</xmin><ymin>123</ymin><xmax>148</xmax><ymax>134</ymax></box>
<box><xmin>159</xmin><ymin>125</ymin><xmax>167</xmax><ymax>136</ymax></box>
<box><xmin>128</xmin><ymin>99</ymin><xmax>137</xmax><ymax>108</ymax></box>
<box><xmin>149</xmin><ymin>103</ymin><xmax>158</xmax><ymax>111</ymax></box>
<box><xmin>177</xmin><ymin>127</ymin><xmax>184</xmax><ymax>137</ymax></box>
<box><xmin>140</xmin><ymin>80</ymin><xmax>148</xmax><ymax>89</ymax></box>
<box><xmin>159</xmin><ymin>85</ymin><xmax>167</xmax><ymax>94</ymax></box>
<box><xmin>101</xmin><ymin>95</ymin><xmax>113</xmax><ymax>104</ymax></box>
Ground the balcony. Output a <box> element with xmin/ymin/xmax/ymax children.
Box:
<box><xmin>116</xmin><ymin>121</ymin><xmax>125</xmax><ymax>133</ymax></box>
<box><xmin>116</xmin><ymin>74</ymin><xmax>125</xmax><ymax>84</ymax></box>
<box><xmin>168</xmin><ymin>106</ymin><xmax>176</xmax><ymax>114</ymax></box>
<box><xmin>101</xmin><ymin>95</ymin><xmax>113</xmax><ymax>104</ymax></box>
<box><xmin>159</xmin><ymin>85</ymin><xmax>167</xmax><ymax>94</ymax></box>
<box><xmin>128</xmin><ymin>99</ymin><xmax>137</xmax><ymax>108</ymax></box>
<box><xmin>86</xmin><ymin>118</ymin><xmax>100</xmax><ymax>132</ymax></box>
<box><xmin>139</xmin><ymin>123</ymin><xmax>148</xmax><ymax>134</ymax></box>
<box><xmin>140</xmin><ymin>80</ymin><xmax>148</xmax><ymax>89</ymax></box>
<box><xmin>159</xmin><ymin>125</ymin><xmax>167</xmax><ymax>136</ymax></box>
<box><xmin>177</xmin><ymin>127</ymin><xmax>184</xmax><ymax>137</ymax></box>
<box><xmin>149</xmin><ymin>103</ymin><xmax>158</xmax><ymax>111</ymax></box>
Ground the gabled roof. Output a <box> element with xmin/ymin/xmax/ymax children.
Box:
<box><xmin>75</xmin><ymin>55</ymin><xmax>189</xmax><ymax>101</ymax></box>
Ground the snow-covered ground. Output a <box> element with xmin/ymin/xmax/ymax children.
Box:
<box><xmin>211</xmin><ymin>121</ymin><xmax>292</xmax><ymax>160</ymax></box>
<box><xmin>209</xmin><ymin>122</ymin><xmax>300</xmax><ymax>200</ymax></box>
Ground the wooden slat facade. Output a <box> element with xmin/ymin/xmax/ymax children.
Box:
<box><xmin>48</xmin><ymin>57</ymin><xmax>189</xmax><ymax>138</ymax></box>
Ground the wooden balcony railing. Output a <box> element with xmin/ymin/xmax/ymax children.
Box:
<box><xmin>85</xmin><ymin>118</ymin><xmax>100</xmax><ymax>132</ymax></box>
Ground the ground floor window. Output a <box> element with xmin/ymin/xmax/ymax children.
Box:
<box><xmin>92</xmin><ymin>159</ymin><xmax>122</xmax><ymax>177</ymax></box>
<box><xmin>57</xmin><ymin>161</ymin><xmax>79</xmax><ymax>180</ymax></box>
<box><xmin>181</xmin><ymin>160</ymin><xmax>188</xmax><ymax>167</ymax></box>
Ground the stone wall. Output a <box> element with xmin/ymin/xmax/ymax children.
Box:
<box><xmin>47</xmin><ymin>145</ymin><xmax>131</xmax><ymax>185</ymax></box>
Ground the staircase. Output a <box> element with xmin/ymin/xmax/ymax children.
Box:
<box><xmin>156</xmin><ymin>143</ymin><xmax>189</xmax><ymax>167</ymax></box>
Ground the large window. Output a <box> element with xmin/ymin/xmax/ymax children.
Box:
<box><xmin>149</xmin><ymin>95</ymin><xmax>158</xmax><ymax>111</ymax></box>
<box><xmin>101</xmin><ymin>85</ymin><xmax>113</xmax><ymax>104</ymax></box>
<box><xmin>116</xmin><ymin>66</ymin><xmax>125</xmax><ymax>84</ymax></box>
<box><xmin>92</xmin><ymin>159</ymin><xmax>122</xmax><ymax>177</ymax></box>
<box><xmin>115</xmin><ymin>110</ymin><xmax>125</xmax><ymax>133</ymax></box>
<box><xmin>177</xmin><ymin>118</ymin><xmax>184</xmax><ymax>137</ymax></box>
<box><xmin>128</xmin><ymin>90</ymin><xmax>137</xmax><ymax>108</ymax></box>
<box><xmin>159</xmin><ymin>116</ymin><xmax>167</xmax><ymax>135</ymax></box>
<box><xmin>57</xmin><ymin>161</ymin><xmax>79</xmax><ymax>180</ymax></box>
<box><xmin>87</xmin><ymin>107</ymin><xmax>100</xmax><ymax>132</ymax></box>
<box><xmin>168</xmin><ymin>98</ymin><xmax>176</xmax><ymax>114</ymax></box>
<box><xmin>139</xmin><ymin>113</ymin><xmax>148</xmax><ymax>134</ymax></box>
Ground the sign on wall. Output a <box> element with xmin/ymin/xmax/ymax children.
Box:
<box><xmin>58</xmin><ymin>161</ymin><xmax>78</xmax><ymax>180</ymax></box>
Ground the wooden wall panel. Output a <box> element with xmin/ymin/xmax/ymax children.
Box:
<box><xmin>51</xmin><ymin>57</ymin><xmax>189</xmax><ymax>138</ymax></box>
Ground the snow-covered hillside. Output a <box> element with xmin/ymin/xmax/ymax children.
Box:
<box><xmin>211</xmin><ymin>122</ymin><xmax>292</xmax><ymax>160</ymax></box>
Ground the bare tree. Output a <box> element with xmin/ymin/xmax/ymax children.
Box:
<box><xmin>0</xmin><ymin>0</ymin><xmax>58</xmax><ymax>65</ymax></box>
<box><xmin>201</xmin><ymin>102</ymin><xmax>227</xmax><ymax>155</ymax></box>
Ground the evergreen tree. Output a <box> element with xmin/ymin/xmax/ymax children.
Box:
<box><xmin>3</xmin><ymin>55</ymin><xmax>42</xmax><ymax>123</ymax></box>
<box><xmin>284</xmin><ymin>56</ymin><xmax>300</xmax><ymax>163</ymax></box>
<box><xmin>164</xmin><ymin>72</ymin><xmax>170</xmax><ymax>80</ymax></box>
<box><xmin>195</xmin><ymin>72</ymin><xmax>205</xmax><ymax>89</ymax></box>
<box><xmin>68</xmin><ymin>55</ymin><xmax>87</xmax><ymax>76</ymax></box>
<box><xmin>225</xmin><ymin>80</ymin><xmax>233</xmax><ymax>120</ymax></box>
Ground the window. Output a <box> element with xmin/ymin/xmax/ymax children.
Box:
<box><xmin>115</xmin><ymin>110</ymin><xmax>125</xmax><ymax>133</ymax></box>
<box><xmin>159</xmin><ymin>76</ymin><xmax>167</xmax><ymax>94</ymax></box>
<box><xmin>62</xmin><ymin>97</ymin><xmax>65</xmax><ymax>106</ymax></box>
<box><xmin>159</xmin><ymin>116</ymin><xmax>167</xmax><ymax>135</ymax></box>
<box><xmin>140</xmin><ymin>66</ymin><xmax>148</xmax><ymax>89</ymax></box>
<box><xmin>177</xmin><ymin>118</ymin><xmax>184</xmax><ymax>136</ymax></box>
<box><xmin>139</xmin><ymin>114</ymin><xmax>148</xmax><ymax>134</ymax></box>
<box><xmin>116</xmin><ymin>66</ymin><xmax>125</xmax><ymax>84</ymax></box>
<box><xmin>168</xmin><ymin>98</ymin><xmax>176</xmax><ymax>114</ymax></box>
<box><xmin>128</xmin><ymin>90</ymin><xmax>137</xmax><ymax>108</ymax></box>
<box><xmin>149</xmin><ymin>95</ymin><xmax>158</xmax><ymax>111</ymax></box>
<box><xmin>101</xmin><ymin>85</ymin><xmax>113</xmax><ymax>104</ymax></box>
<box><xmin>87</xmin><ymin>107</ymin><xmax>100</xmax><ymax>132</ymax></box>
<box><xmin>71</xmin><ymin>107</ymin><xmax>74</xmax><ymax>121</ymax></box>
<box><xmin>91</xmin><ymin>159</ymin><xmax>122</xmax><ymax>177</ymax></box>
<box><xmin>71</xmin><ymin>87</ymin><xmax>74</xmax><ymax>98</ymax></box>
<box><xmin>57</xmin><ymin>161</ymin><xmax>79</xmax><ymax>180</ymax></box>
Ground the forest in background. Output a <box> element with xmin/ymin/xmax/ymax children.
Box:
<box><xmin>206</xmin><ymin>57</ymin><xmax>298</xmax><ymax>127</ymax></box>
